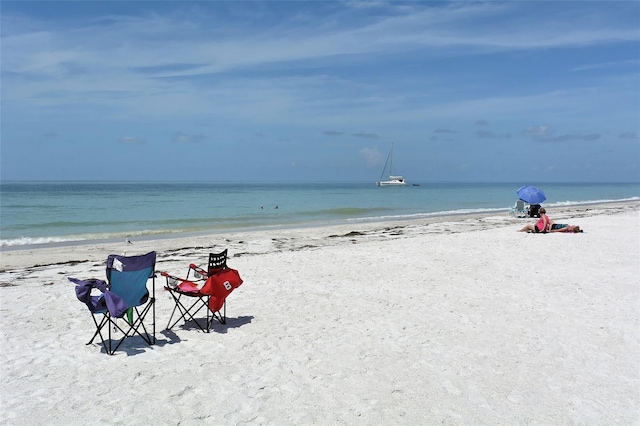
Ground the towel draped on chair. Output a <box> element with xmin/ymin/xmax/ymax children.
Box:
<box><xmin>202</xmin><ymin>268</ymin><xmax>243</xmax><ymax>312</ymax></box>
<box><xmin>70</xmin><ymin>277</ymin><xmax>129</xmax><ymax>318</ymax></box>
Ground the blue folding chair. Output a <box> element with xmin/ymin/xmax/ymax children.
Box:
<box><xmin>71</xmin><ymin>251</ymin><xmax>156</xmax><ymax>355</ymax></box>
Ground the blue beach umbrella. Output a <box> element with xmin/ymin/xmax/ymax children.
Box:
<box><xmin>517</xmin><ymin>185</ymin><xmax>547</xmax><ymax>204</ymax></box>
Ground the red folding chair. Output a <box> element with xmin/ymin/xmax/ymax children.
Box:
<box><xmin>161</xmin><ymin>250</ymin><xmax>243</xmax><ymax>332</ymax></box>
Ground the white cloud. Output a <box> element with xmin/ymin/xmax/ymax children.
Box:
<box><xmin>524</xmin><ymin>125</ymin><xmax>550</xmax><ymax>137</ymax></box>
<box><xmin>359</xmin><ymin>147</ymin><xmax>383</xmax><ymax>167</ymax></box>
<box><xmin>172</xmin><ymin>132</ymin><xmax>204</xmax><ymax>144</ymax></box>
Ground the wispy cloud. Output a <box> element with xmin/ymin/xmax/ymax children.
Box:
<box><xmin>523</xmin><ymin>125</ymin><xmax>602</xmax><ymax>143</ymax></box>
<box><xmin>3</xmin><ymin>2</ymin><xmax>638</xmax><ymax>128</ymax></box>
<box><xmin>619</xmin><ymin>132</ymin><xmax>639</xmax><ymax>139</ymax></box>
<box><xmin>523</xmin><ymin>125</ymin><xmax>550</xmax><ymax>137</ymax></box>
<box><xmin>359</xmin><ymin>146</ymin><xmax>383</xmax><ymax>167</ymax></box>
<box><xmin>2</xmin><ymin>2</ymin><xmax>638</xmax><ymax>182</ymax></box>
<box><xmin>172</xmin><ymin>132</ymin><xmax>204</xmax><ymax>144</ymax></box>
<box><xmin>535</xmin><ymin>134</ymin><xmax>601</xmax><ymax>143</ymax></box>
<box><xmin>573</xmin><ymin>60</ymin><xmax>640</xmax><ymax>72</ymax></box>
<box><xmin>477</xmin><ymin>130</ymin><xmax>511</xmax><ymax>139</ymax></box>
<box><xmin>353</xmin><ymin>132</ymin><xmax>379</xmax><ymax>139</ymax></box>
<box><xmin>4</xmin><ymin>3</ymin><xmax>638</xmax><ymax>80</ymax></box>
<box><xmin>119</xmin><ymin>136</ymin><xmax>146</xmax><ymax>145</ymax></box>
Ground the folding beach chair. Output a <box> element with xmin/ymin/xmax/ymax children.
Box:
<box><xmin>161</xmin><ymin>249</ymin><xmax>243</xmax><ymax>332</ymax></box>
<box><xmin>509</xmin><ymin>200</ymin><xmax>528</xmax><ymax>218</ymax></box>
<box><xmin>71</xmin><ymin>251</ymin><xmax>156</xmax><ymax>355</ymax></box>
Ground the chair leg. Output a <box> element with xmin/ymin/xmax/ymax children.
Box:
<box><xmin>88</xmin><ymin>314</ymin><xmax>107</xmax><ymax>345</ymax></box>
<box><xmin>205</xmin><ymin>296</ymin><xmax>211</xmax><ymax>333</ymax></box>
<box><xmin>208</xmin><ymin>301</ymin><xmax>226</xmax><ymax>325</ymax></box>
<box><xmin>218</xmin><ymin>301</ymin><xmax>226</xmax><ymax>325</ymax></box>
<box><xmin>165</xmin><ymin>291</ymin><xmax>211</xmax><ymax>333</ymax></box>
<box><xmin>88</xmin><ymin>314</ymin><xmax>124</xmax><ymax>355</ymax></box>
<box><xmin>107</xmin><ymin>302</ymin><xmax>156</xmax><ymax>354</ymax></box>
<box><xmin>165</xmin><ymin>292</ymin><xmax>207</xmax><ymax>331</ymax></box>
<box><xmin>165</xmin><ymin>292</ymin><xmax>183</xmax><ymax>330</ymax></box>
<box><xmin>88</xmin><ymin>302</ymin><xmax>156</xmax><ymax>355</ymax></box>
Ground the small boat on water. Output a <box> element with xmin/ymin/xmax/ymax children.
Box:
<box><xmin>376</xmin><ymin>143</ymin><xmax>407</xmax><ymax>186</ymax></box>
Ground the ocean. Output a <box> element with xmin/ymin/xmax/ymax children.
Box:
<box><xmin>1</xmin><ymin>181</ymin><xmax>638</xmax><ymax>249</ymax></box>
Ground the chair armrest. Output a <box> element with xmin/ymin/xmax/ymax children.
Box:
<box><xmin>186</xmin><ymin>264</ymin><xmax>208</xmax><ymax>280</ymax></box>
<box><xmin>159</xmin><ymin>271</ymin><xmax>182</xmax><ymax>289</ymax></box>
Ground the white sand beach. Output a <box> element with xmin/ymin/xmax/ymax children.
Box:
<box><xmin>1</xmin><ymin>202</ymin><xmax>638</xmax><ymax>425</ymax></box>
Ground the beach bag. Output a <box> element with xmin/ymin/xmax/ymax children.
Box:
<box><xmin>529</xmin><ymin>204</ymin><xmax>541</xmax><ymax>218</ymax></box>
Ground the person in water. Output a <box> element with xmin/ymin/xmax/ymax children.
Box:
<box><xmin>518</xmin><ymin>207</ymin><xmax>551</xmax><ymax>233</ymax></box>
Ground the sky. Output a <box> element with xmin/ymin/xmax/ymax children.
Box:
<box><xmin>1</xmin><ymin>1</ymin><xmax>639</xmax><ymax>183</ymax></box>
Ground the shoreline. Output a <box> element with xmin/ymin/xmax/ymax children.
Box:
<box><xmin>2</xmin><ymin>197</ymin><xmax>638</xmax><ymax>252</ymax></box>
<box><xmin>1</xmin><ymin>200</ymin><xmax>637</xmax><ymax>275</ymax></box>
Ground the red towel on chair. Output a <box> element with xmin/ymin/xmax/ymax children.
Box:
<box><xmin>201</xmin><ymin>268</ymin><xmax>243</xmax><ymax>312</ymax></box>
<box><xmin>176</xmin><ymin>280</ymin><xmax>200</xmax><ymax>294</ymax></box>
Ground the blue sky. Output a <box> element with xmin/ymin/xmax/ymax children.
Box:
<box><xmin>1</xmin><ymin>1</ymin><xmax>639</xmax><ymax>183</ymax></box>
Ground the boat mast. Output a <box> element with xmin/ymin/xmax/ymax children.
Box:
<box><xmin>379</xmin><ymin>144</ymin><xmax>392</xmax><ymax>181</ymax></box>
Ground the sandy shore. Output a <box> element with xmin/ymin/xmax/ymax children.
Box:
<box><xmin>1</xmin><ymin>201</ymin><xmax>638</xmax><ymax>424</ymax></box>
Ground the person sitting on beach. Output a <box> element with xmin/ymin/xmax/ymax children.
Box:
<box><xmin>518</xmin><ymin>207</ymin><xmax>551</xmax><ymax>233</ymax></box>
<box><xmin>549</xmin><ymin>223</ymin><xmax>583</xmax><ymax>233</ymax></box>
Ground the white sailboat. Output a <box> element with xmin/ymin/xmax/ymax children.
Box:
<box><xmin>376</xmin><ymin>143</ymin><xmax>407</xmax><ymax>186</ymax></box>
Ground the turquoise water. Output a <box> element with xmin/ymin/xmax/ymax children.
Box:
<box><xmin>1</xmin><ymin>181</ymin><xmax>638</xmax><ymax>247</ymax></box>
